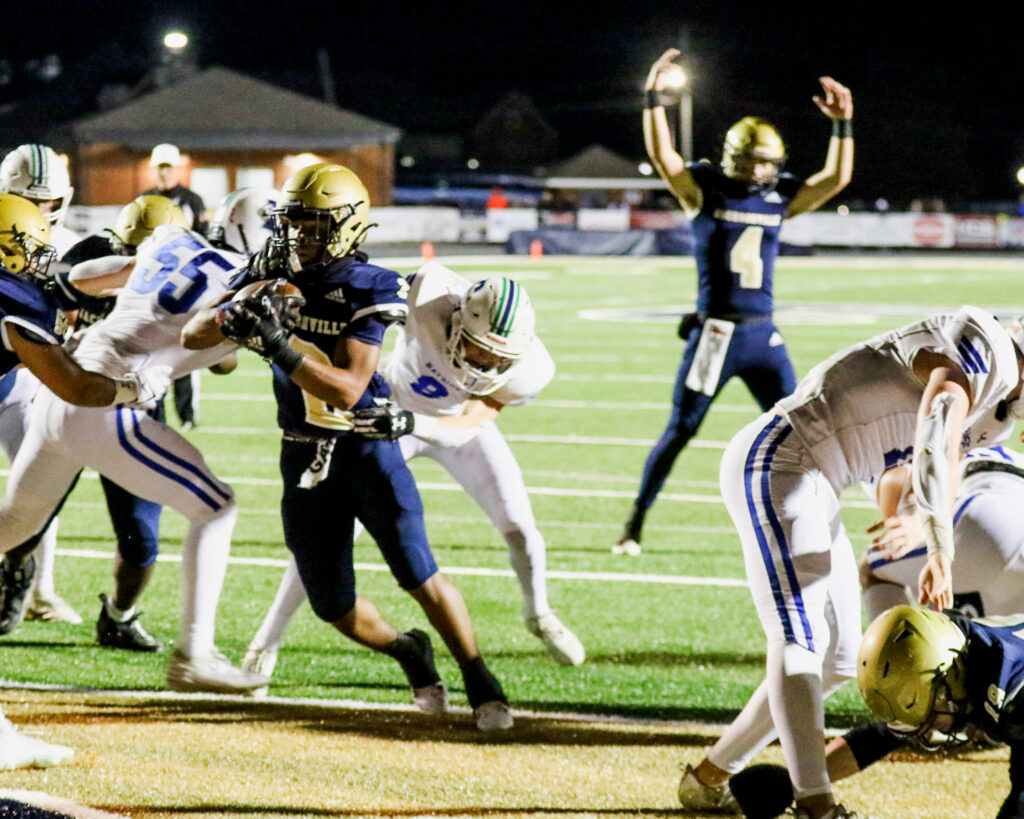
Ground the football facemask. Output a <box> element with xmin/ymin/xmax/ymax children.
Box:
<box><xmin>0</xmin><ymin>144</ymin><xmax>74</xmax><ymax>228</ymax></box>
<box><xmin>0</xmin><ymin>193</ymin><xmax>57</xmax><ymax>279</ymax></box>
<box><xmin>446</xmin><ymin>277</ymin><xmax>535</xmax><ymax>395</ymax></box>
<box><xmin>271</xmin><ymin>163</ymin><xmax>373</xmax><ymax>272</ymax></box>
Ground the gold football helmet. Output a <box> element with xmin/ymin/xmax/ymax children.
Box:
<box><xmin>111</xmin><ymin>195</ymin><xmax>188</xmax><ymax>253</ymax></box>
<box><xmin>272</xmin><ymin>163</ymin><xmax>373</xmax><ymax>268</ymax></box>
<box><xmin>721</xmin><ymin>117</ymin><xmax>787</xmax><ymax>185</ymax></box>
<box><xmin>0</xmin><ymin>192</ymin><xmax>56</xmax><ymax>279</ymax></box>
<box><xmin>857</xmin><ymin>606</ymin><xmax>969</xmax><ymax>736</ymax></box>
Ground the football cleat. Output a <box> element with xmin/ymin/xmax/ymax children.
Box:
<box><xmin>241</xmin><ymin>647</ymin><xmax>278</xmax><ymax>697</ymax></box>
<box><xmin>166</xmin><ymin>649</ymin><xmax>271</xmax><ymax>694</ymax></box>
<box><xmin>24</xmin><ymin>589</ymin><xmax>83</xmax><ymax>624</ymax></box>
<box><xmin>0</xmin><ymin>714</ymin><xmax>74</xmax><ymax>769</ymax></box>
<box><xmin>526</xmin><ymin>612</ymin><xmax>585</xmax><ymax>666</ymax></box>
<box><xmin>790</xmin><ymin>805</ymin><xmax>859</xmax><ymax>818</ymax></box>
<box><xmin>677</xmin><ymin>764</ymin><xmax>740</xmax><ymax>813</ymax></box>
<box><xmin>474</xmin><ymin>700</ymin><xmax>514</xmax><ymax>732</ymax></box>
<box><xmin>96</xmin><ymin>594</ymin><xmax>162</xmax><ymax>652</ymax></box>
<box><xmin>611</xmin><ymin>538</ymin><xmax>642</xmax><ymax>556</ymax></box>
<box><xmin>412</xmin><ymin>682</ymin><xmax>449</xmax><ymax>715</ymax></box>
<box><xmin>0</xmin><ymin>554</ymin><xmax>36</xmax><ymax>635</ymax></box>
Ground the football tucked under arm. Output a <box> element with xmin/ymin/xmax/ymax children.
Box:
<box><xmin>214</xmin><ymin>279</ymin><xmax>306</xmax><ymax>374</ymax></box>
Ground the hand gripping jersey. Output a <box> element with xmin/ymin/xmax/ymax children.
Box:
<box><xmin>384</xmin><ymin>262</ymin><xmax>554</xmax><ymax>415</ymax></box>
<box><xmin>231</xmin><ymin>255</ymin><xmax>408</xmax><ymax>438</ymax></box>
<box><xmin>776</xmin><ymin>306</ymin><xmax>1019</xmax><ymax>492</ymax></box>
<box><xmin>688</xmin><ymin>161</ymin><xmax>803</xmax><ymax>318</ymax></box>
<box><xmin>72</xmin><ymin>225</ymin><xmax>239</xmax><ymax>380</ymax></box>
<box><xmin>0</xmin><ymin>267</ymin><xmax>67</xmax><ymax>376</ymax></box>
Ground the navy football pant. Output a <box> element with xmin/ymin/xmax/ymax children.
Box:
<box><xmin>633</xmin><ymin>320</ymin><xmax>796</xmax><ymax>512</ymax></box>
<box><xmin>280</xmin><ymin>436</ymin><xmax>439</xmax><ymax>622</ymax></box>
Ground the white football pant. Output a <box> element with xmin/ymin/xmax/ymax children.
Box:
<box><xmin>0</xmin><ymin>387</ymin><xmax>237</xmax><ymax>657</ymax></box>
<box><xmin>0</xmin><ymin>369</ymin><xmax>60</xmax><ymax>593</ymax></box>
<box><xmin>709</xmin><ymin>412</ymin><xmax>861</xmax><ymax>801</ymax></box>
<box><xmin>249</xmin><ymin>420</ymin><xmax>552</xmax><ymax>652</ymax></box>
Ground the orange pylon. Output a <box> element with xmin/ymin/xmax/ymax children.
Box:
<box><xmin>529</xmin><ymin>239</ymin><xmax>543</xmax><ymax>258</ymax></box>
<box><xmin>421</xmin><ymin>241</ymin><xmax>435</xmax><ymax>260</ymax></box>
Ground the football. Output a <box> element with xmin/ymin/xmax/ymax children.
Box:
<box><xmin>231</xmin><ymin>278</ymin><xmax>302</xmax><ymax>305</ymax></box>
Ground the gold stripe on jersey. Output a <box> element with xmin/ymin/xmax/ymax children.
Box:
<box><xmin>713</xmin><ymin>208</ymin><xmax>783</xmax><ymax>227</ymax></box>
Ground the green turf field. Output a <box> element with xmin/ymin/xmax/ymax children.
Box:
<box><xmin>3</xmin><ymin>252</ymin><xmax>1023</xmax><ymax>729</ymax></box>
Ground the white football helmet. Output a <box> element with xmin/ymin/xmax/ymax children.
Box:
<box><xmin>0</xmin><ymin>144</ymin><xmax>74</xmax><ymax>228</ymax></box>
<box><xmin>446</xmin><ymin>277</ymin><xmax>535</xmax><ymax>395</ymax></box>
<box><xmin>208</xmin><ymin>187</ymin><xmax>279</xmax><ymax>256</ymax></box>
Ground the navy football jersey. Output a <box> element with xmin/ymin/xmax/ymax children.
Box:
<box><xmin>0</xmin><ymin>267</ymin><xmax>67</xmax><ymax>376</ymax></box>
<box><xmin>231</xmin><ymin>255</ymin><xmax>408</xmax><ymax>437</ymax></box>
<box><xmin>55</xmin><ymin>234</ymin><xmax>121</xmax><ymax>329</ymax></box>
<box><xmin>688</xmin><ymin>161</ymin><xmax>802</xmax><ymax>317</ymax></box>
<box><xmin>947</xmin><ymin>611</ymin><xmax>1024</xmax><ymax>742</ymax></box>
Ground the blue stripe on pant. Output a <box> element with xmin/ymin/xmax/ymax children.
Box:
<box><xmin>743</xmin><ymin>415</ymin><xmax>815</xmax><ymax>651</ymax></box>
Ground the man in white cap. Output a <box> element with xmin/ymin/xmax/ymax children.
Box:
<box><xmin>141</xmin><ymin>143</ymin><xmax>206</xmax><ymax>427</ymax></box>
<box><xmin>141</xmin><ymin>143</ymin><xmax>206</xmax><ymax>234</ymax></box>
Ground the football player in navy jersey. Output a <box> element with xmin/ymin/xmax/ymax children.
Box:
<box><xmin>0</xmin><ymin>195</ymin><xmax>192</xmax><ymax>645</ymax></box>
<box><xmin>0</xmin><ymin>192</ymin><xmax>170</xmax><ymax>770</ymax></box>
<box><xmin>613</xmin><ymin>47</ymin><xmax>854</xmax><ymax>556</ymax></box>
<box><xmin>182</xmin><ymin>163</ymin><xmax>513</xmax><ymax>731</ymax></box>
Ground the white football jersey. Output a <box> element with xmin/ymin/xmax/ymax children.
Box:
<box><xmin>383</xmin><ymin>262</ymin><xmax>554</xmax><ymax>416</ymax></box>
<box><xmin>777</xmin><ymin>306</ymin><xmax>1019</xmax><ymax>491</ymax></box>
<box><xmin>50</xmin><ymin>224</ymin><xmax>81</xmax><ymax>257</ymax></box>
<box><xmin>73</xmin><ymin>225</ymin><xmax>238</xmax><ymax>379</ymax></box>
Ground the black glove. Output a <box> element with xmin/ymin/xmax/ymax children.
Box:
<box><xmin>215</xmin><ymin>301</ymin><xmax>304</xmax><ymax>374</ymax></box>
<box><xmin>677</xmin><ymin>312</ymin><xmax>702</xmax><ymax>340</ymax></box>
<box><xmin>350</xmin><ymin>404</ymin><xmax>415</xmax><ymax>441</ymax></box>
<box><xmin>215</xmin><ymin>300</ymin><xmax>262</xmax><ymax>344</ymax></box>
<box><xmin>249</xmin><ymin>242</ymin><xmax>291</xmax><ymax>280</ymax></box>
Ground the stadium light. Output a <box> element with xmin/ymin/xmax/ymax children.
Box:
<box><xmin>1016</xmin><ymin>165</ymin><xmax>1024</xmax><ymax>186</ymax></box>
<box><xmin>163</xmin><ymin>31</ymin><xmax>189</xmax><ymax>51</ymax></box>
<box><xmin>638</xmin><ymin>162</ymin><xmax>654</xmax><ymax>176</ymax></box>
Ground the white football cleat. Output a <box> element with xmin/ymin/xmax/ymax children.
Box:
<box><xmin>474</xmin><ymin>700</ymin><xmax>513</xmax><ymax>732</ymax></box>
<box><xmin>167</xmin><ymin>649</ymin><xmax>271</xmax><ymax>694</ymax></box>
<box><xmin>412</xmin><ymin>682</ymin><xmax>449</xmax><ymax>715</ymax></box>
<box><xmin>677</xmin><ymin>764</ymin><xmax>739</xmax><ymax>813</ymax></box>
<box><xmin>24</xmin><ymin>589</ymin><xmax>83</xmax><ymax>624</ymax></box>
<box><xmin>0</xmin><ymin>715</ymin><xmax>74</xmax><ymax>770</ymax></box>
<box><xmin>241</xmin><ymin>647</ymin><xmax>278</xmax><ymax>697</ymax></box>
<box><xmin>611</xmin><ymin>538</ymin><xmax>642</xmax><ymax>556</ymax></box>
<box><xmin>526</xmin><ymin>612</ymin><xmax>585</xmax><ymax>666</ymax></box>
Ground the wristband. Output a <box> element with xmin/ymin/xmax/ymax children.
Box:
<box><xmin>644</xmin><ymin>89</ymin><xmax>676</xmax><ymax>109</ymax></box>
<box><xmin>411</xmin><ymin>413</ymin><xmax>440</xmax><ymax>440</ymax></box>
<box><xmin>832</xmin><ymin>119</ymin><xmax>853</xmax><ymax>139</ymax></box>
<box><xmin>271</xmin><ymin>345</ymin><xmax>304</xmax><ymax>375</ymax></box>
<box><xmin>112</xmin><ymin>376</ymin><xmax>138</xmax><ymax>405</ymax></box>
<box><xmin>922</xmin><ymin>514</ymin><xmax>955</xmax><ymax>559</ymax></box>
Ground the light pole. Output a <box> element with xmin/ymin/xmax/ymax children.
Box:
<box><xmin>663</xmin><ymin>64</ymin><xmax>692</xmax><ymax>161</ymax></box>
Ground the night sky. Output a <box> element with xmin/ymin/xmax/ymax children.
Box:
<box><xmin>11</xmin><ymin>2</ymin><xmax>1024</xmax><ymax>208</ymax></box>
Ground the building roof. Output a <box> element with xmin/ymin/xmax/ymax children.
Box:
<box><xmin>546</xmin><ymin>144</ymin><xmax>662</xmax><ymax>189</ymax></box>
<box><xmin>71</xmin><ymin>66</ymin><xmax>401</xmax><ymax>150</ymax></box>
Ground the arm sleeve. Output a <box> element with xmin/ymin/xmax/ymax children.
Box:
<box><xmin>843</xmin><ymin>721</ymin><xmax>907</xmax><ymax>770</ymax></box>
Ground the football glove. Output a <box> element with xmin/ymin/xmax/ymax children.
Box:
<box><xmin>350</xmin><ymin>404</ymin><xmax>415</xmax><ymax>441</ymax></box>
<box><xmin>248</xmin><ymin>241</ymin><xmax>291</xmax><ymax>280</ymax></box>
<box><xmin>112</xmin><ymin>365</ymin><xmax>173</xmax><ymax>410</ymax></box>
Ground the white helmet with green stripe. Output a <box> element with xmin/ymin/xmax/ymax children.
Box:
<box><xmin>447</xmin><ymin>276</ymin><xmax>536</xmax><ymax>395</ymax></box>
<box><xmin>0</xmin><ymin>144</ymin><xmax>73</xmax><ymax>228</ymax></box>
